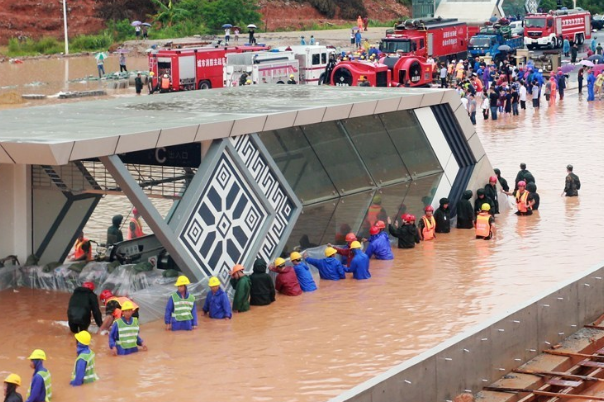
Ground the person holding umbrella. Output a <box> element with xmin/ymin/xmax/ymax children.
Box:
<box><xmin>587</xmin><ymin>69</ymin><xmax>596</xmax><ymax>101</ymax></box>
<box><xmin>95</xmin><ymin>52</ymin><xmax>107</xmax><ymax>78</ymax></box>
<box><xmin>132</xmin><ymin>21</ymin><xmax>142</xmax><ymax>39</ymax></box>
<box><xmin>142</xmin><ymin>23</ymin><xmax>151</xmax><ymax>40</ymax></box>
<box><xmin>233</xmin><ymin>27</ymin><xmax>239</xmax><ymax>43</ymax></box>
<box><xmin>248</xmin><ymin>24</ymin><xmax>257</xmax><ymax>45</ymax></box>
<box><xmin>223</xmin><ymin>24</ymin><xmax>232</xmax><ymax>44</ymax></box>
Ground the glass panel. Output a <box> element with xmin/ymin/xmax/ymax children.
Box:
<box><xmin>260</xmin><ymin>127</ymin><xmax>337</xmax><ymax>203</ymax></box>
<box><xmin>283</xmin><ymin>199</ymin><xmax>338</xmax><ymax>253</ymax></box>
<box><xmin>343</xmin><ymin>115</ymin><xmax>410</xmax><ymax>185</ymax></box>
<box><xmin>401</xmin><ymin>174</ymin><xmax>443</xmax><ymax>219</ymax></box>
<box><xmin>320</xmin><ymin>190</ymin><xmax>374</xmax><ymax>245</ymax></box>
<box><xmin>380</xmin><ymin>110</ymin><xmax>442</xmax><ymax>178</ymax></box>
<box><xmin>303</xmin><ymin>121</ymin><xmax>374</xmax><ymax>195</ymax></box>
<box><xmin>363</xmin><ymin>183</ymin><xmax>412</xmax><ymax>231</ymax></box>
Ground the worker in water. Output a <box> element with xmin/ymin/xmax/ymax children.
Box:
<box><xmin>514</xmin><ymin>181</ymin><xmax>534</xmax><ymax>216</ymax></box>
<box><xmin>418</xmin><ymin>205</ymin><xmax>436</xmax><ymax>241</ymax></box>
<box><xmin>456</xmin><ymin>190</ymin><xmax>475</xmax><ymax>229</ymax></box>
<box><xmin>493</xmin><ymin>168</ymin><xmax>510</xmax><ymax>194</ymax></box>
<box><xmin>165</xmin><ymin>275</ymin><xmax>197</xmax><ymax>331</ymax></box>
<box><xmin>484</xmin><ymin>176</ymin><xmax>500</xmax><ymax>214</ymax></box>
<box><xmin>434</xmin><ymin>198</ymin><xmax>451</xmax><ymax>233</ymax></box>
<box><xmin>230</xmin><ymin>264</ymin><xmax>251</xmax><ymax>313</ymax></box>
<box><xmin>364</xmin><ymin>226</ymin><xmax>394</xmax><ymax>260</ymax></box>
<box><xmin>160</xmin><ymin>73</ymin><xmax>171</xmax><ymax>93</ymax></box>
<box><xmin>303</xmin><ymin>248</ymin><xmax>345</xmax><ymax>280</ymax></box>
<box><xmin>249</xmin><ymin>258</ymin><xmax>276</xmax><ymax>305</ymax></box>
<box><xmin>127</xmin><ymin>207</ymin><xmax>144</xmax><ymax>240</ymax></box>
<box><xmin>67</xmin><ymin>281</ymin><xmax>103</xmax><ymax>334</ymax></box>
<box><xmin>109</xmin><ymin>301</ymin><xmax>147</xmax><ymax>355</ymax></box>
<box><xmin>68</xmin><ymin>231</ymin><xmax>92</xmax><ymax>262</ymax></box>
<box><xmin>287</xmin><ymin>74</ymin><xmax>297</xmax><ymax>84</ymax></box>
<box><xmin>330</xmin><ymin>232</ymin><xmax>357</xmax><ymax>267</ymax></box>
<box><xmin>514</xmin><ymin>163</ymin><xmax>535</xmax><ymax>191</ymax></box>
<box><xmin>98</xmin><ymin>290</ymin><xmax>140</xmax><ymax>335</ymax></box>
<box><xmin>344</xmin><ymin>241</ymin><xmax>371</xmax><ymax>280</ymax></box>
<box><xmin>474</xmin><ymin>188</ymin><xmax>494</xmax><ymax>216</ymax></box>
<box><xmin>527</xmin><ymin>182</ymin><xmax>540</xmax><ymax>211</ymax></box>
<box><xmin>475</xmin><ymin>203</ymin><xmax>495</xmax><ymax>240</ymax></box>
<box><xmin>269</xmin><ymin>258</ymin><xmax>302</xmax><ymax>296</ymax></box>
<box><xmin>70</xmin><ymin>331</ymin><xmax>98</xmax><ymax>386</ymax></box>
<box><xmin>563</xmin><ymin>164</ymin><xmax>580</xmax><ymax>197</ymax></box>
<box><xmin>106</xmin><ymin>214</ymin><xmax>123</xmax><ymax>246</ymax></box>
<box><xmin>388</xmin><ymin>215</ymin><xmax>420</xmax><ymax>249</ymax></box>
<box><xmin>357</xmin><ymin>75</ymin><xmax>371</xmax><ymax>87</ymax></box>
<box><xmin>290</xmin><ymin>252</ymin><xmax>317</xmax><ymax>292</ymax></box>
<box><xmin>363</xmin><ymin>194</ymin><xmax>387</xmax><ymax>236</ymax></box>
<box><xmin>25</xmin><ymin>349</ymin><xmax>51</xmax><ymax>402</ymax></box>
<box><xmin>3</xmin><ymin>374</ymin><xmax>22</xmax><ymax>402</ymax></box>
<box><xmin>203</xmin><ymin>277</ymin><xmax>232</xmax><ymax>319</ymax></box>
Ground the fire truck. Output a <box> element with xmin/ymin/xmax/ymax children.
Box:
<box><xmin>275</xmin><ymin>45</ymin><xmax>337</xmax><ymax>84</ymax></box>
<box><xmin>148</xmin><ymin>45</ymin><xmax>268</xmax><ymax>92</ymax></box>
<box><xmin>224</xmin><ymin>51</ymin><xmax>299</xmax><ymax>86</ymax></box>
<box><xmin>524</xmin><ymin>9</ymin><xmax>591</xmax><ymax>50</ymax></box>
<box><xmin>328</xmin><ymin>56</ymin><xmax>433</xmax><ymax>88</ymax></box>
<box><xmin>381</xmin><ymin>17</ymin><xmax>469</xmax><ymax>62</ymax></box>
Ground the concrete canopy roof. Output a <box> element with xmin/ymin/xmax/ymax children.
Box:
<box><xmin>0</xmin><ymin>85</ymin><xmax>454</xmax><ymax>165</ymax></box>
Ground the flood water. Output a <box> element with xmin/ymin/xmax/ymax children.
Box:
<box><xmin>1</xmin><ymin>61</ymin><xmax>604</xmax><ymax>401</ymax></box>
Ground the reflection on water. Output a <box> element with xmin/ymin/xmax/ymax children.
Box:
<box><xmin>1</xmin><ymin>87</ymin><xmax>604</xmax><ymax>401</ymax></box>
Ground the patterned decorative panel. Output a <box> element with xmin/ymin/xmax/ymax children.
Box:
<box><xmin>179</xmin><ymin>152</ymin><xmax>268</xmax><ymax>285</ymax></box>
<box><xmin>230</xmin><ymin>135</ymin><xmax>295</xmax><ymax>264</ymax></box>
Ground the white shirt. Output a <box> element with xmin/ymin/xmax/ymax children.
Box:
<box><xmin>519</xmin><ymin>86</ymin><xmax>527</xmax><ymax>101</ymax></box>
<box><xmin>460</xmin><ymin>97</ymin><xmax>468</xmax><ymax>110</ymax></box>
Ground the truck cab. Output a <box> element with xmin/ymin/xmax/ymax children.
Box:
<box><xmin>379</xmin><ymin>37</ymin><xmax>425</xmax><ymax>57</ymax></box>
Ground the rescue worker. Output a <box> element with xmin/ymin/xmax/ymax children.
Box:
<box><xmin>474</xmin><ymin>188</ymin><xmax>494</xmax><ymax>216</ymax></box>
<box><xmin>238</xmin><ymin>72</ymin><xmax>249</xmax><ymax>87</ymax></box>
<box><xmin>127</xmin><ymin>207</ymin><xmax>144</xmax><ymax>240</ymax></box>
<box><xmin>3</xmin><ymin>374</ymin><xmax>22</xmax><ymax>402</ymax></box>
<box><xmin>434</xmin><ymin>198</ymin><xmax>451</xmax><ymax>233</ymax></box>
<box><xmin>98</xmin><ymin>291</ymin><xmax>140</xmax><ymax>335</ymax></box>
<box><xmin>109</xmin><ymin>301</ymin><xmax>147</xmax><ymax>355</ymax></box>
<box><xmin>363</xmin><ymin>195</ymin><xmax>387</xmax><ymax>236</ymax></box>
<box><xmin>514</xmin><ymin>163</ymin><xmax>535</xmax><ymax>191</ymax></box>
<box><xmin>203</xmin><ymin>277</ymin><xmax>232</xmax><ymax>319</ymax></box>
<box><xmin>331</xmin><ymin>232</ymin><xmax>357</xmax><ymax>267</ymax></box>
<box><xmin>475</xmin><ymin>203</ymin><xmax>495</xmax><ymax>240</ymax></box>
<box><xmin>493</xmin><ymin>168</ymin><xmax>511</xmax><ymax>194</ymax></box>
<box><xmin>514</xmin><ymin>181</ymin><xmax>534</xmax><ymax>216</ymax></box>
<box><xmin>287</xmin><ymin>74</ymin><xmax>297</xmax><ymax>84</ymax></box>
<box><xmin>230</xmin><ymin>264</ymin><xmax>251</xmax><ymax>313</ymax></box>
<box><xmin>388</xmin><ymin>215</ymin><xmax>420</xmax><ymax>249</ymax></box>
<box><xmin>456</xmin><ymin>190</ymin><xmax>475</xmax><ymax>229</ymax></box>
<box><xmin>70</xmin><ymin>331</ymin><xmax>98</xmax><ymax>386</ymax></box>
<box><xmin>364</xmin><ymin>226</ymin><xmax>394</xmax><ymax>260</ymax></box>
<box><xmin>249</xmin><ymin>258</ymin><xmax>276</xmax><ymax>305</ymax></box>
<box><xmin>25</xmin><ymin>350</ymin><xmax>51</xmax><ymax>402</ymax></box>
<box><xmin>269</xmin><ymin>258</ymin><xmax>302</xmax><ymax>296</ymax></box>
<box><xmin>67</xmin><ymin>281</ymin><xmax>102</xmax><ymax>334</ymax></box>
<box><xmin>484</xmin><ymin>176</ymin><xmax>500</xmax><ymax>214</ymax></box>
<box><xmin>147</xmin><ymin>71</ymin><xmax>155</xmax><ymax>94</ymax></box>
<box><xmin>563</xmin><ymin>164</ymin><xmax>580</xmax><ymax>197</ymax></box>
<box><xmin>418</xmin><ymin>205</ymin><xmax>436</xmax><ymax>241</ymax></box>
<box><xmin>304</xmin><ymin>247</ymin><xmax>345</xmax><ymax>280</ymax></box>
<box><xmin>344</xmin><ymin>241</ymin><xmax>371</xmax><ymax>280</ymax></box>
<box><xmin>290</xmin><ymin>252</ymin><xmax>317</xmax><ymax>292</ymax></box>
<box><xmin>165</xmin><ymin>275</ymin><xmax>197</xmax><ymax>331</ymax></box>
<box><xmin>160</xmin><ymin>73</ymin><xmax>171</xmax><ymax>93</ymax></box>
<box><xmin>68</xmin><ymin>231</ymin><xmax>91</xmax><ymax>262</ymax></box>
<box><xmin>106</xmin><ymin>214</ymin><xmax>123</xmax><ymax>246</ymax></box>
<box><xmin>527</xmin><ymin>182</ymin><xmax>540</xmax><ymax>210</ymax></box>
<box><xmin>358</xmin><ymin>75</ymin><xmax>371</xmax><ymax>87</ymax></box>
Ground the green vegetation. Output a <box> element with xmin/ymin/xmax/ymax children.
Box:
<box><xmin>537</xmin><ymin>0</ymin><xmax>603</xmax><ymax>13</ymax></box>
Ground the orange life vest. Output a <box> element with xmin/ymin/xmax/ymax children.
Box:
<box><xmin>475</xmin><ymin>213</ymin><xmax>491</xmax><ymax>237</ymax></box>
<box><xmin>106</xmin><ymin>296</ymin><xmax>139</xmax><ymax>318</ymax></box>
<box><xmin>515</xmin><ymin>190</ymin><xmax>530</xmax><ymax>213</ymax></box>
<box><xmin>161</xmin><ymin>77</ymin><xmax>170</xmax><ymax>89</ymax></box>
<box><xmin>127</xmin><ymin>217</ymin><xmax>144</xmax><ymax>240</ymax></box>
<box><xmin>365</xmin><ymin>204</ymin><xmax>382</xmax><ymax>227</ymax></box>
<box><xmin>421</xmin><ymin>216</ymin><xmax>435</xmax><ymax>240</ymax></box>
<box><xmin>74</xmin><ymin>238</ymin><xmax>92</xmax><ymax>261</ymax></box>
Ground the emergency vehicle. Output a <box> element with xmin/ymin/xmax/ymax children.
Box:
<box><xmin>275</xmin><ymin>45</ymin><xmax>337</xmax><ymax>84</ymax></box>
<box><xmin>224</xmin><ymin>50</ymin><xmax>299</xmax><ymax>86</ymax></box>
<box><xmin>148</xmin><ymin>45</ymin><xmax>268</xmax><ymax>92</ymax></box>
<box><xmin>328</xmin><ymin>56</ymin><xmax>433</xmax><ymax>88</ymax></box>
<box><xmin>381</xmin><ymin>17</ymin><xmax>469</xmax><ymax>62</ymax></box>
<box><xmin>524</xmin><ymin>9</ymin><xmax>591</xmax><ymax>49</ymax></box>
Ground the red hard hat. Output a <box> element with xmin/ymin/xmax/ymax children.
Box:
<box><xmin>132</xmin><ymin>207</ymin><xmax>138</xmax><ymax>215</ymax></box>
<box><xmin>408</xmin><ymin>214</ymin><xmax>416</xmax><ymax>222</ymax></box>
<box><xmin>83</xmin><ymin>282</ymin><xmax>95</xmax><ymax>291</ymax></box>
<box><xmin>518</xmin><ymin>181</ymin><xmax>526</xmax><ymax>187</ymax></box>
<box><xmin>489</xmin><ymin>175</ymin><xmax>497</xmax><ymax>183</ymax></box>
<box><xmin>100</xmin><ymin>289</ymin><xmax>113</xmax><ymax>303</ymax></box>
<box><xmin>375</xmin><ymin>220</ymin><xmax>386</xmax><ymax>229</ymax></box>
<box><xmin>369</xmin><ymin>226</ymin><xmax>380</xmax><ymax>235</ymax></box>
<box><xmin>424</xmin><ymin>205</ymin><xmax>434</xmax><ymax>212</ymax></box>
<box><xmin>401</xmin><ymin>213</ymin><xmax>409</xmax><ymax>221</ymax></box>
<box><xmin>345</xmin><ymin>232</ymin><xmax>357</xmax><ymax>242</ymax></box>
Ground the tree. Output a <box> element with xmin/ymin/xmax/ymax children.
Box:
<box><xmin>150</xmin><ymin>0</ymin><xmax>191</xmax><ymax>27</ymax></box>
<box><xmin>200</xmin><ymin>0</ymin><xmax>261</xmax><ymax>30</ymax></box>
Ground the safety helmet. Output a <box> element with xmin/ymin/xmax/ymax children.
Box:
<box><xmin>74</xmin><ymin>331</ymin><xmax>91</xmax><ymax>346</ymax></box>
<box><xmin>132</xmin><ymin>207</ymin><xmax>139</xmax><ymax>215</ymax></box>
<box><xmin>376</xmin><ymin>220</ymin><xmax>386</xmax><ymax>230</ymax></box>
<box><xmin>100</xmin><ymin>289</ymin><xmax>113</xmax><ymax>304</ymax></box>
<box><xmin>401</xmin><ymin>213</ymin><xmax>410</xmax><ymax>222</ymax></box>
<box><xmin>345</xmin><ymin>232</ymin><xmax>357</xmax><ymax>242</ymax></box>
<box><xmin>28</xmin><ymin>349</ymin><xmax>46</xmax><ymax>361</ymax></box>
<box><xmin>369</xmin><ymin>226</ymin><xmax>380</xmax><ymax>235</ymax></box>
<box><xmin>408</xmin><ymin>214</ymin><xmax>416</xmax><ymax>222</ymax></box>
<box><xmin>246</xmin><ymin>79</ymin><xmax>252</xmax><ymax>84</ymax></box>
<box><xmin>424</xmin><ymin>205</ymin><xmax>434</xmax><ymax>212</ymax></box>
<box><xmin>290</xmin><ymin>74</ymin><xmax>295</xmax><ymax>78</ymax></box>
<box><xmin>82</xmin><ymin>282</ymin><xmax>95</xmax><ymax>291</ymax></box>
<box><xmin>4</xmin><ymin>374</ymin><xmax>21</xmax><ymax>387</ymax></box>
<box><xmin>489</xmin><ymin>175</ymin><xmax>497</xmax><ymax>183</ymax></box>
<box><xmin>208</xmin><ymin>277</ymin><xmax>221</xmax><ymax>287</ymax></box>
<box><xmin>174</xmin><ymin>275</ymin><xmax>191</xmax><ymax>287</ymax></box>
<box><xmin>324</xmin><ymin>247</ymin><xmax>337</xmax><ymax>257</ymax></box>
<box><xmin>481</xmin><ymin>203</ymin><xmax>491</xmax><ymax>212</ymax></box>
<box><xmin>290</xmin><ymin>251</ymin><xmax>302</xmax><ymax>261</ymax></box>
<box><xmin>121</xmin><ymin>301</ymin><xmax>134</xmax><ymax>311</ymax></box>
<box><xmin>350</xmin><ymin>241</ymin><xmax>362</xmax><ymax>249</ymax></box>
<box><xmin>230</xmin><ymin>264</ymin><xmax>244</xmax><ymax>276</ymax></box>
<box><xmin>163</xmin><ymin>74</ymin><xmax>168</xmax><ymax>78</ymax></box>
<box><xmin>517</xmin><ymin>181</ymin><xmax>526</xmax><ymax>187</ymax></box>
<box><xmin>274</xmin><ymin>257</ymin><xmax>286</xmax><ymax>267</ymax></box>
<box><xmin>149</xmin><ymin>71</ymin><xmax>155</xmax><ymax>77</ymax></box>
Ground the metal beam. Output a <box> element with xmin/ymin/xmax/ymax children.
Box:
<box><xmin>100</xmin><ymin>155</ymin><xmax>203</xmax><ymax>281</ymax></box>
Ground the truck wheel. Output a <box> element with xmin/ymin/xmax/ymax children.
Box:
<box><xmin>198</xmin><ymin>81</ymin><xmax>211</xmax><ymax>90</ymax></box>
<box><xmin>548</xmin><ymin>39</ymin><xmax>555</xmax><ymax>49</ymax></box>
<box><xmin>332</xmin><ymin>67</ymin><xmax>353</xmax><ymax>86</ymax></box>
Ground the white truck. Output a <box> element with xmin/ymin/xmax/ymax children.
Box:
<box><xmin>224</xmin><ymin>51</ymin><xmax>299</xmax><ymax>86</ymax></box>
<box><xmin>276</xmin><ymin>45</ymin><xmax>337</xmax><ymax>85</ymax></box>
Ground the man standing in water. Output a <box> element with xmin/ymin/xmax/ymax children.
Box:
<box><xmin>25</xmin><ymin>350</ymin><xmax>51</xmax><ymax>402</ymax></box>
<box><xmin>514</xmin><ymin>181</ymin><xmax>534</xmax><ymax>216</ymax></box>
<box><xmin>67</xmin><ymin>282</ymin><xmax>103</xmax><ymax>334</ymax></box>
<box><xmin>563</xmin><ymin>164</ymin><xmax>580</xmax><ymax>197</ymax></box>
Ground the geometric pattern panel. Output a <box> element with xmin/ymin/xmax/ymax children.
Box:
<box><xmin>179</xmin><ymin>152</ymin><xmax>268</xmax><ymax>285</ymax></box>
<box><xmin>230</xmin><ymin>135</ymin><xmax>295</xmax><ymax>264</ymax></box>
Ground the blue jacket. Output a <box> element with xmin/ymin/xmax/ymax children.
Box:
<box><xmin>26</xmin><ymin>360</ymin><xmax>48</xmax><ymax>402</ymax></box>
<box><xmin>109</xmin><ymin>317</ymin><xmax>143</xmax><ymax>355</ymax></box>
<box><xmin>202</xmin><ymin>288</ymin><xmax>232</xmax><ymax>319</ymax></box>
<box><xmin>365</xmin><ymin>232</ymin><xmax>394</xmax><ymax>260</ymax></box>
<box><xmin>293</xmin><ymin>262</ymin><xmax>317</xmax><ymax>292</ymax></box>
<box><xmin>344</xmin><ymin>249</ymin><xmax>371</xmax><ymax>280</ymax></box>
<box><xmin>305</xmin><ymin>257</ymin><xmax>345</xmax><ymax>281</ymax></box>
<box><xmin>70</xmin><ymin>343</ymin><xmax>91</xmax><ymax>386</ymax></box>
<box><xmin>164</xmin><ymin>291</ymin><xmax>198</xmax><ymax>330</ymax></box>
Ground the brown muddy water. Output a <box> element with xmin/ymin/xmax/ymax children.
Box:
<box><xmin>1</xmin><ymin>69</ymin><xmax>604</xmax><ymax>401</ymax></box>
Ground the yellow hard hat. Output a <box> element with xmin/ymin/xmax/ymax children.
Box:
<box><xmin>246</xmin><ymin>79</ymin><xmax>252</xmax><ymax>84</ymax></box>
<box><xmin>324</xmin><ymin>247</ymin><xmax>337</xmax><ymax>257</ymax></box>
<box><xmin>149</xmin><ymin>71</ymin><xmax>155</xmax><ymax>77</ymax></box>
<box><xmin>208</xmin><ymin>276</ymin><xmax>221</xmax><ymax>287</ymax></box>
<box><xmin>274</xmin><ymin>257</ymin><xmax>286</xmax><ymax>267</ymax></box>
<box><xmin>4</xmin><ymin>374</ymin><xmax>21</xmax><ymax>387</ymax></box>
<box><xmin>290</xmin><ymin>74</ymin><xmax>295</xmax><ymax>78</ymax></box>
<box><xmin>28</xmin><ymin>349</ymin><xmax>46</xmax><ymax>361</ymax></box>
<box><xmin>481</xmin><ymin>203</ymin><xmax>491</xmax><ymax>212</ymax></box>
<box><xmin>174</xmin><ymin>275</ymin><xmax>191</xmax><ymax>287</ymax></box>
<box><xmin>121</xmin><ymin>301</ymin><xmax>134</xmax><ymax>311</ymax></box>
<box><xmin>74</xmin><ymin>330</ymin><xmax>91</xmax><ymax>346</ymax></box>
<box><xmin>350</xmin><ymin>241</ymin><xmax>362</xmax><ymax>249</ymax></box>
<box><xmin>290</xmin><ymin>251</ymin><xmax>302</xmax><ymax>261</ymax></box>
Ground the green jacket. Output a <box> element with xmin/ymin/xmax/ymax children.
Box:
<box><xmin>230</xmin><ymin>275</ymin><xmax>251</xmax><ymax>313</ymax></box>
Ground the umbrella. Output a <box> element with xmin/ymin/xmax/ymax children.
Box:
<box><xmin>498</xmin><ymin>45</ymin><xmax>511</xmax><ymax>51</ymax></box>
<box><xmin>579</xmin><ymin>60</ymin><xmax>595</xmax><ymax>67</ymax></box>
<box><xmin>591</xmin><ymin>64</ymin><xmax>604</xmax><ymax>74</ymax></box>
<box><xmin>560</xmin><ymin>64</ymin><xmax>575</xmax><ymax>74</ymax></box>
<box><xmin>94</xmin><ymin>52</ymin><xmax>108</xmax><ymax>61</ymax></box>
<box><xmin>141</xmin><ymin>22</ymin><xmax>152</xmax><ymax>27</ymax></box>
<box><xmin>587</xmin><ymin>54</ymin><xmax>603</xmax><ymax>62</ymax></box>
<box><xmin>131</xmin><ymin>21</ymin><xmax>142</xmax><ymax>27</ymax></box>
<box><xmin>247</xmin><ymin>24</ymin><xmax>257</xmax><ymax>29</ymax></box>
<box><xmin>222</xmin><ymin>24</ymin><xmax>233</xmax><ymax>28</ymax></box>
<box><xmin>232</xmin><ymin>26</ymin><xmax>241</xmax><ymax>32</ymax></box>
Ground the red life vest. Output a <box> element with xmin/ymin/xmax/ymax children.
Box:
<box><xmin>475</xmin><ymin>213</ymin><xmax>491</xmax><ymax>237</ymax></box>
<box><xmin>422</xmin><ymin>216</ymin><xmax>435</xmax><ymax>240</ymax></box>
<box><xmin>515</xmin><ymin>190</ymin><xmax>530</xmax><ymax>213</ymax></box>
<box><xmin>74</xmin><ymin>238</ymin><xmax>92</xmax><ymax>261</ymax></box>
<box><xmin>127</xmin><ymin>217</ymin><xmax>144</xmax><ymax>240</ymax></box>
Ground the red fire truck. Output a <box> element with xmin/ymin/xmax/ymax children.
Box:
<box><xmin>328</xmin><ymin>56</ymin><xmax>433</xmax><ymax>88</ymax></box>
<box><xmin>148</xmin><ymin>45</ymin><xmax>269</xmax><ymax>92</ymax></box>
<box><xmin>524</xmin><ymin>9</ymin><xmax>591</xmax><ymax>50</ymax></box>
<box><xmin>381</xmin><ymin>17</ymin><xmax>469</xmax><ymax>62</ymax></box>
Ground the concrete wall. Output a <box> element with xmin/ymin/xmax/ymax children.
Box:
<box><xmin>330</xmin><ymin>262</ymin><xmax>604</xmax><ymax>402</ymax></box>
<box><xmin>0</xmin><ymin>164</ymin><xmax>31</xmax><ymax>261</ymax></box>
